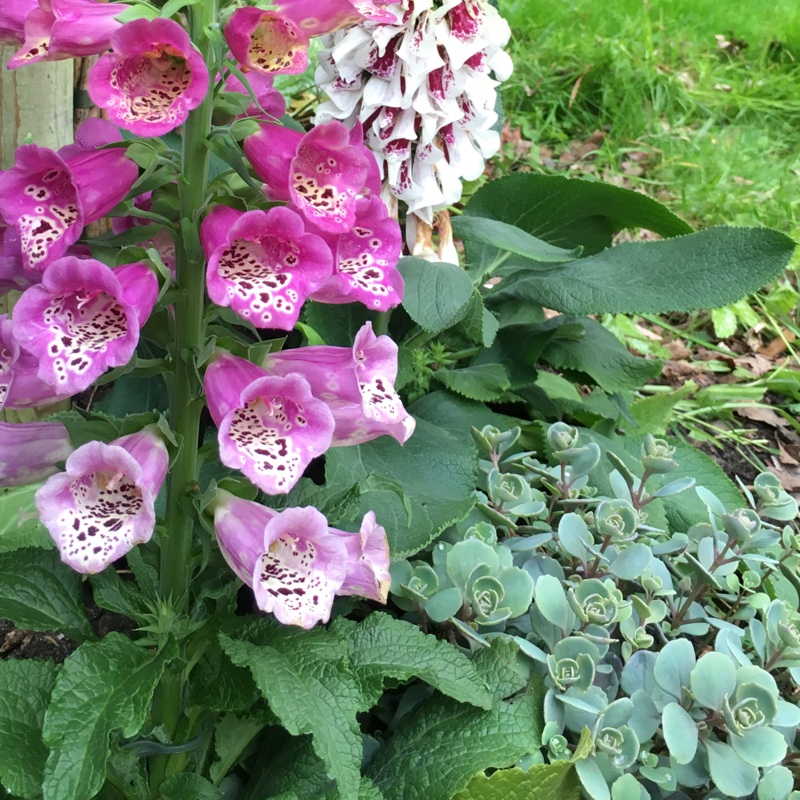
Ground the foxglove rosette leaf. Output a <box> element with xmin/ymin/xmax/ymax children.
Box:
<box><xmin>201</xmin><ymin>205</ymin><xmax>332</xmax><ymax>330</ymax></box>
<box><xmin>310</xmin><ymin>195</ymin><xmax>403</xmax><ymax>310</ymax></box>
<box><xmin>315</xmin><ymin>0</ymin><xmax>512</xmax><ymax>224</ymax></box>
<box><xmin>0</xmin><ymin>0</ymin><xmax>37</xmax><ymax>43</ymax></box>
<box><xmin>0</xmin><ymin>314</ymin><xmax>61</xmax><ymax>410</ymax></box>
<box><xmin>245</xmin><ymin>120</ymin><xmax>371</xmax><ymax>234</ymax></box>
<box><xmin>204</xmin><ymin>352</ymin><xmax>335</xmax><ymax>494</ymax></box>
<box><xmin>0</xmin><ymin>421</ymin><xmax>73</xmax><ymax>487</ymax></box>
<box><xmin>12</xmin><ymin>257</ymin><xmax>158</xmax><ymax>395</ymax></box>
<box><xmin>212</xmin><ymin>491</ymin><xmax>349</xmax><ymax>628</ymax></box>
<box><xmin>0</xmin><ymin>121</ymin><xmax>138</xmax><ymax>274</ymax></box>
<box><xmin>88</xmin><ymin>17</ymin><xmax>210</xmax><ymax>137</ymax></box>
<box><xmin>35</xmin><ymin>425</ymin><xmax>169</xmax><ymax>573</ymax></box>
<box><xmin>263</xmin><ymin>321</ymin><xmax>415</xmax><ymax>446</ymax></box>
<box><xmin>224</xmin><ymin>7</ymin><xmax>308</xmax><ymax>76</ymax></box>
<box><xmin>332</xmin><ymin>511</ymin><xmax>391</xmax><ymax>603</ymax></box>
<box><xmin>9</xmin><ymin>0</ymin><xmax>131</xmax><ymax>68</ymax></box>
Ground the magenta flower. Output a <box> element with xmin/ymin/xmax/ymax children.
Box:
<box><xmin>224</xmin><ymin>7</ymin><xmax>308</xmax><ymax>76</ymax></box>
<box><xmin>311</xmin><ymin>195</ymin><xmax>403</xmax><ymax>311</ymax></box>
<box><xmin>272</xmin><ymin>0</ymin><xmax>398</xmax><ymax>36</ymax></box>
<box><xmin>263</xmin><ymin>321</ymin><xmax>414</xmax><ymax>446</ymax></box>
<box><xmin>332</xmin><ymin>511</ymin><xmax>391</xmax><ymax>603</ymax></box>
<box><xmin>0</xmin><ymin>226</ymin><xmax>30</xmax><ymax>294</ymax></box>
<box><xmin>9</xmin><ymin>0</ymin><xmax>131</xmax><ymax>68</ymax></box>
<box><xmin>213</xmin><ymin>491</ymin><xmax>348</xmax><ymax>628</ymax></box>
<box><xmin>11</xmin><ymin>257</ymin><xmax>158</xmax><ymax>396</ymax></box>
<box><xmin>0</xmin><ymin>121</ymin><xmax>138</xmax><ymax>274</ymax></box>
<box><xmin>223</xmin><ymin>71</ymin><xmax>287</xmax><ymax>121</ymax></box>
<box><xmin>204</xmin><ymin>352</ymin><xmax>335</xmax><ymax>495</ymax></box>
<box><xmin>201</xmin><ymin>205</ymin><xmax>332</xmax><ymax>330</ymax></box>
<box><xmin>35</xmin><ymin>425</ymin><xmax>168</xmax><ymax>573</ymax></box>
<box><xmin>0</xmin><ymin>315</ymin><xmax>60</xmax><ymax>410</ymax></box>
<box><xmin>244</xmin><ymin>120</ymin><xmax>371</xmax><ymax>234</ymax></box>
<box><xmin>0</xmin><ymin>421</ymin><xmax>73</xmax><ymax>487</ymax></box>
<box><xmin>0</xmin><ymin>0</ymin><xmax>37</xmax><ymax>43</ymax></box>
<box><xmin>88</xmin><ymin>17</ymin><xmax>210</xmax><ymax>137</ymax></box>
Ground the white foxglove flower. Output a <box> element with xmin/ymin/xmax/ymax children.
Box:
<box><xmin>315</xmin><ymin>0</ymin><xmax>512</xmax><ymax>236</ymax></box>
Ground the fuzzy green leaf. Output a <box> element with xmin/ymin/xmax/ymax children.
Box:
<box><xmin>220</xmin><ymin>624</ymin><xmax>380</xmax><ymax>800</ymax></box>
<box><xmin>487</xmin><ymin>227</ymin><xmax>796</xmax><ymax>315</ymax></box>
<box><xmin>398</xmin><ymin>257</ymin><xmax>474</xmax><ymax>333</ymax></box>
<box><xmin>161</xmin><ymin>774</ymin><xmax>222</xmax><ymax>800</ymax></box>
<box><xmin>334</xmin><ymin>614</ymin><xmax>492</xmax><ymax>709</ymax></box>
<box><xmin>0</xmin><ymin>548</ymin><xmax>94</xmax><ymax>643</ymax></box>
<box><xmin>0</xmin><ymin>660</ymin><xmax>58</xmax><ymax>799</ymax></box>
<box><xmin>453</xmin><ymin>763</ymin><xmax>580</xmax><ymax>800</ymax></box>
<box><xmin>367</xmin><ymin>688</ymin><xmax>543</xmax><ymax>800</ymax></box>
<box><xmin>325</xmin><ymin>418</ymin><xmax>477</xmax><ymax>558</ymax></box>
<box><xmin>0</xmin><ymin>483</ymin><xmax>54</xmax><ymax>553</ymax></box>
<box><xmin>436</xmin><ymin>364</ymin><xmax>511</xmax><ymax>402</ymax></box>
<box><xmin>42</xmin><ymin>634</ymin><xmax>170</xmax><ymax>800</ymax></box>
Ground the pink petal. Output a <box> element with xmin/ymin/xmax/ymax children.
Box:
<box><xmin>225</xmin><ymin>7</ymin><xmax>308</xmax><ymax>76</ymax></box>
<box><xmin>204</xmin><ymin>351</ymin><xmax>268</xmax><ymax>424</ymax></box>
<box><xmin>0</xmin><ymin>314</ymin><xmax>61</xmax><ymax>410</ymax></box>
<box><xmin>35</xmin><ymin>440</ymin><xmax>157</xmax><ymax>573</ymax></box>
<box><xmin>273</xmin><ymin>0</ymin><xmax>399</xmax><ymax>36</ymax></box>
<box><xmin>243</xmin><ymin>123</ymin><xmax>303</xmax><ymax>202</ymax></box>
<box><xmin>0</xmin><ymin>0</ymin><xmax>37</xmax><ymax>43</ymax></box>
<box><xmin>88</xmin><ymin>17</ymin><xmax>210</xmax><ymax>137</ymax></box>
<box><xmin>223</xmin><ymin>71</ymin><xmax>287</xmax><ymax>120</ymax></box>
<box><xmin>333</xmin><ymin>511</ymin><xmax>391</xmax><ymax>603</ymax></box>
<box><xmin>205</xmin><ymin>206</ymin><xmax>333</xmax><ymax>330</ymax></box>
<box><xmin>111</xmin><ymin>424</ymin><xmax>168</xmax><ymax>498</ymax></box>
<box><xmin>0</xmin><ymin>420</ymin><xmax>73</xmax><ymax>487</ymax></box>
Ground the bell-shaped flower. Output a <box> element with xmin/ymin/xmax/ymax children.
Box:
<box><xmin>0</xmin><ymin>120</ymin><xmax>138</xmax><ymax>274</ymax></box>
<box><xmin>11</xmin><ymin>257</ymin><xmax>158</xmax><ymax>396</ymax></box>
<box><xmin>35</xmin><ymin>425</ymin><xmax>168</xmax><ymax>573</ymax></box>
<box><xmin>88</xmin><ymin>17</ymin><xmax>210</xmax><ymax>137</ymax></box>
<box><xmin>0</xmin><ymin>421</ymin><xmax>73</xmax><ymax>487</ymax></box>
<box><xmin>263</xmin><ymin>321</ymin><xmax>414</xmax><ymax>446</ymax></box>
<box><xmin>310</xmin><ymin>195</ymin><xmax>403</xmax><ymax>311</ymax></box>
<box><xmin>0</xmin><ymin>0</ymin><xmax>37</xmax><ymax>43</ymax></box>
<box><xmin>0</xmin><ymin>226</ymin><xmax>30</xmax><ymax>294</ymax></box>
<box><xmin>331</xmin><ymin>511</ymin><xmax>391</xmax><ymax>603</ymax></box>
<box><xmin>223</xmin><ymin>71</ymin><xmax>287</xmax><ymax>121</ymax></box>
<box><xmin>244</xmin><ymin>120</ymin><xmax>371</xmax><ymax>234</ymax></box>
<box><xmin>204</xmin><ymin>352</ymin><xmax>335</xmax><ymax>495</ymax></box>
<box><xmin>9</xmin><ymin>0</ymin><xmax>131</xmax><ymax>68</ymax></box>
<box><xmin>224</xmin><ymin>7</ymin><xmax>308</xmax><ymax>76</ymax></box>
<box><xmin>315</xmin><ymin>0</ymin><xmax>512</xmax><ymax>225</ymax></box>
<box><xmin>201</xmin><ymin>205</ymin><xmax>332</xmax><ymax>330</ymax></box>
<box><xmin>272</xmin><ymin>0</ymin><xmax>398</xmax><ymax>36</ymax></box>
<box><xmin>0</xmin><ymin>314</ymin><xmax>61</xmax><ymax>410</ymax></box>
<box><xmin>212</xmin><ymin>491</ymin><xmax>349</xmax><ymax>628</ymax></box>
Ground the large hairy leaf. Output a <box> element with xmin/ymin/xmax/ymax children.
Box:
<box><xmin>487</xmin><ymin>227</ymin><xmax>796</xmax><ymax>315</ymax></box>
<box><xmin>398</xmin><ymin>257</ymin><xmax>474</xmax><ymax>333</ymax></box>
<box><xmin>0</xmin><ymin>483</ymin><xmax>53</xmax><ymax>552</ymax></box>
<box><xmin>42</xmin><ymin>634</ymin><xmax>170</xmax><ymax>800</ymax></box>
<box><xmin>453</xmin><ymin>764</ymin><xmax>581</xmax><ymax>800</ymax></box>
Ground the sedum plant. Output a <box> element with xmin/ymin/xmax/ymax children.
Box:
<box><xmin>391</xmin><ymin>423</ymin><xmax>800</xmax><ymax>799</ymax></box>
<box><xmin>0</xmin><ymin>1</ymin><xmax>796</xmax><ymax>800</ymax></box>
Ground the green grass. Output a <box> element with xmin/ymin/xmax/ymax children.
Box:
<box><xmin>498</xmin><ymin>0</ymin><xmax>800</xmax><ymax>239</ymax></box>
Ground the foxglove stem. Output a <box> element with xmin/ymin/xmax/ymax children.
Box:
<box><xmin>151</xmin><ymin>0</ymin><xmax>215</xmax><ymax>792</ymax></box>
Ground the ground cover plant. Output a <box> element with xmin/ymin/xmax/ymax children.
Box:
<box><xmin>0</xmin><ymin>1</ymin><xmax>798</xmax><ymax>799</ymax></box>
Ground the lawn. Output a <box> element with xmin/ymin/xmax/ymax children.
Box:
<box><xmin>499</xmin><ymin>0</ymin><xmax>800</xmax><ymax>238</ymax></box>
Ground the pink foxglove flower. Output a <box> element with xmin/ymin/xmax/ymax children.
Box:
<box><xmin>213</xmin><ymin>491</ymin><xmax>349</xmax><ymax>628</ymax></box>
<box><xmin>310</xmin><ymin>195</ymin><xmax>403</xmax><ymax>311</ymax></box>
<box><xmin>0</xmin><ymin>0</ymin><xmax>37</xmax><ymax>43</ymax></box>
<box><xmin>244</xmin><ymin>120</ymin><xmax>371</xmax><ymax>234</ymax></box>
<box><xmin>315</xmin><ymin>0</ymin><xmax>512</xmax><ymax>228</ymax></box>
<box><xmin>88</xmin><ymin>17</ymin><xmax>210</xmax><ymax>137</ymax></box>
<box><xmin>204</xmin><ymin>352</ymin><xmax>335</xmax><ymax>495</ymax></box>
<box><xmin>331</xmin><ymin>511</ymin><xmax>391</xmax><ymax>603</ymax></box>
<box><xmin>224</xmin><ymin>7</ymin><xmax>308</xmax><ymax>76</ymax></box>
<box><xmin>35</xmin><ymin>425</ymin><xmax>168</xmax><ymax>573</ymax></box>
<box><xmin>273</xmin><ymin>0</ymin><xmax>399</xmax><ymax>36</ymax></box>
<box><xmin>0</xmin><ymin>120</ymin><xmax>138</xmax><ymax>274</ymax></box>
<box><xmin>11</xmin><ymin>257</ymin><xmax>158</xmax><ymax>396</ymax></box>
<box><xmin>0</xmin><ymin>421</ymin><xmax>73</xmax><ymax>487</ymax></box>
<box><xmin>0</xmin><ymin>315</ymin><xmax>60</xmax><ymax>410</ymax></box>
<box><xmin>200</xmin><ymin>205</ymin><xmax>332</xmax><ymax>330</ymax></box>
<box><xmin>9</xmin><ymin>0</ymin><xmax>131</xmax><ymax>68</ymax></box>
<box><xmin>263</xmin><ymin>321</ymin><xmax>414</xmax><ymax>446</ymax></box>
